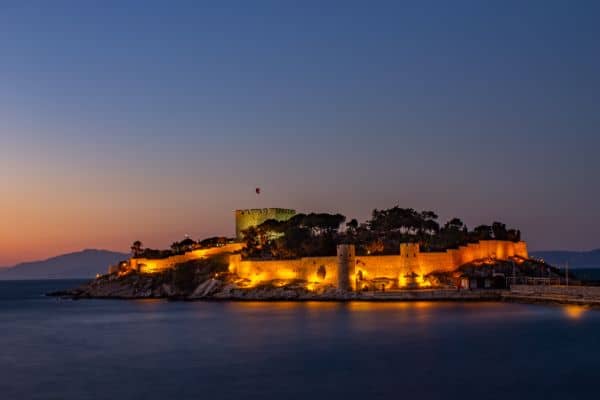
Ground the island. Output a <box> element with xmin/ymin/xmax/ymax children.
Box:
<box><xmin>52</xmin><ymin>206</ymin><xmax>589</xmax><ymax>303</ymax></box>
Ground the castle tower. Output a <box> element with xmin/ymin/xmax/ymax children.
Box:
<box><xmin>400</xmin><ymin>243</ymin><xmax>420</xmax><ymax>270</ymax></box>
<box><xmin>337</xmin><ymin>244</ymin><xmax>356</xmax><ymax>291</ymax></box>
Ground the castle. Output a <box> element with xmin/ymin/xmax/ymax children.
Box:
<box><xmin>121</xmin><ymin>208</ymin><xmax>529</xmax><ymax>291</ymax></box>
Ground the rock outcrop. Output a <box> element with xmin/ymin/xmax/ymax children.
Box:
<box><xmin>48</xmin><ymin>270</ymin><xmax>359</xmax><ymax>301</ymax></box>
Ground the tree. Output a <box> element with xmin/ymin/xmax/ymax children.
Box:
<box><xmin>506</xmin><ymin>229</ymin><xmax>521</xmax><ymax>242</ymax></box>
<box><xmin>241</xmin><ymin>227</ymin><xmax>262</xmax><ymax>258</ymax></box>
<box><xmin>170</xmin><ymin>241</ymin><xmax>181</xmax><ymax>254</ymax></box>
<box><xmin>346</xmin><ymin>219</ymin><xmax>359</xmax><ymax>231</ymax></box>
<box><xmin>434</xmin><ymin>218</ymin><xmax>468</xmax><ymax>250</ymax></box>
<box><xmin>240</xmin><ymin>205</ymin><xmax>523</xmax><ymax>259</ymax></box>
<box><xmin>169</xmin><ymin>238</ymin><xmax>197</xmax><ymax>254</ymax></box>
<box><xmin>365</xmin><ymin>239</ymin><xmax>385</xmax><ymax>255</ymax></box>
<box><xmin>368</xmin><ymin>207</ymin><xmax>438</xmax><ymax>237</ymax></box>
<box><xmin>131</xmin><ymin>241</ymin><xmax>143</xmax><ymax>257</ymax></box>
<box><xmin>492</xmin><ymin>222</ymin><xmax>508</xmax><ymax>240</ymax></box>
<box><xmin>179</xmin><ymin>238</ymin><xmax>197</xmax><ymax>252</ymax></box>
<box><xmin>444</xmin><ymin>218</ymin><xmax>465</xmax><ymax>231</ymax></box>
<box><xmin>344</xmin><ymin>219</ymin><xmax>359</xmax><ymax>243</ymax></box>
<box><xmin>473</xmin><ymin>225</ymin><xmax>493</xmax><ymax>241</ymax></box>
<box><xmin>243</xmin><ymin>212</ymin><xmax>346</xmax><ymax>258</ymax></box>
<box><xmin>293</xmin><ymin>213</ymin><xmax>346</xmax><ymax>236</ymax></box>
<box><xmin>419</xmin><ymin>211</ymin><xmax>440</xmax><ymax>235</ymax></box>
<box><xmin>198</xmin><ymin>236</ymin><xmax>228</xmax><ymax>248</ymax></box>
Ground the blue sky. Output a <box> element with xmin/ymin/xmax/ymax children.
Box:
<box><xmin>1</xmin><ymin>1</ymin><xmax>599</xmax><ymax>264</ymax></box>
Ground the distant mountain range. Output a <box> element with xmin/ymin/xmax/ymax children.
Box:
<box><xmin>0</xmin><ymin>249</ymin><xmax>129</xmax><ymax>280</ymax></box>
<box><xmin>530</xmin><ymin>249</ymin><xmax>600</xmax><ymax>269</ymax></box>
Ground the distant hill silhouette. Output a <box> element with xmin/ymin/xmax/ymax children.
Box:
<box><xmin>0</xmin><ymin>249</ymin><xmax>129</xmax><ymax>280</ymax></box>
<box><xmin>531</xmin><ymin>249</ymin><xmax>600</xmax><ymax>269</ymax></box>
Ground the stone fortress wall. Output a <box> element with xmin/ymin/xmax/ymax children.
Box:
<box><xmin>228</xmin><ymin>254</ymin><xmax>341</xmax><ymax>287</ymax></box>
<box><xmin>235</xmin><ymin>208</ymin><xmax>296</xmax><ymax>240</ymax></box>
<box><xmin>125</xmin><ymin>240</ymin><xmax>527</xmax><ymax>288</ymax></box>
<box><xmin>229</xmin><ymin>240</ymin><xmax>528</xmax><ymax>290</ymax></box>
<box><xmin>130</xmin><ymin>243</ymin><xmax>245</xmax><ymax>274</ymax></box>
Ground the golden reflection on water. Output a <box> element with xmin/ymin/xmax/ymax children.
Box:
<box><xmin>229</xmin><ymin>301</ymin><xmax>302</xmax><ymax>310</ymax></box>
<box><xmin>222</xmin><ymin>301</ymin><xmax>344</xmax><ymax>320</ymax></box>
<box><xmin>563</xmin><ymin>305</ymin><xmax>587</xmax><ymax>320</ymax></box>
<box><xmin>229</xmin><ymin>300</ymin><xmax>498</xmax><ymax>314</ymax></box>
<box><xmin>346</xmin><ymin>301</ymin><xmax>433</xmax><ymax>312</ymax></box>
<box><xmin>344</xmin><ymin>301</ymin><xmax>441</xmax><ymax>327</ymax></box>
<box><xmin>216</xmin><ymin>300</ymin><xmax>551</xmax><ymax>326</ymax></box>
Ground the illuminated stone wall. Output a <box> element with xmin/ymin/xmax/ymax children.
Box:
<box><xmin>130</xmin><ymin>243</ymin><xmax>244</xmax><ymax>274</ymax></box>
<box><xmin>229</xmin><ymin>254</ymin><xmax>339</xmax><ymax>287</ymax></box>
<box><xmin>230</xmin><ymin>240</ymin><xmax>529</xmax><ymax>290</ymax></box>
<box><xmin>234</xmin><ymin>208</ymin><xmax>296</xmax><ymax>240</ymax></box>
<box><xmin>125</xmin><ymin>239</ymin><xmax>528</xmax><ymax>290</ymax></box>
<box><xmin>355</xmin><ymin>255</ymin><xmax>405</xmax><ymax>279</ymax></box>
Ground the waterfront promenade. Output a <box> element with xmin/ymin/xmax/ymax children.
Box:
<box><xmin>352</xmin><ymin>286</ymin><xmax>600</xmax><ymax>306</ymax></box>
<box><xmin>504</xmin><ymin>284</ymin><xmax>600</xmax><ymax>306</ymax></box>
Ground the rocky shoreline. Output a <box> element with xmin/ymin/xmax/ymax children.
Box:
<box><xmin>48</xmin><ymin>275</ymin><xmax>600</xmax><ymax>307</ymax></box>
<box><xmin>47</xmin><ymin>272</ymin><xmax>358</xmax><ymax>301</ymax></box>
<box><xmin>47</xmin><ymin>259</ymin><xmax>600</xmax><ymax>306</ymax></box>
<box><xmin>48</xmin><ymin>272</ymin><xmax>507</xmax><ymax>302</ymax></box>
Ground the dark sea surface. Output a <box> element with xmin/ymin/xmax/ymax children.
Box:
<box><xmin>572</xmin><ymin>267</ymin><xmax>600</xmax><ymax>282</ymax></box>
<box><xmin>1</xmin><ymin>280</ymin><xmax>600</xmax><ymax>400</ymax></box>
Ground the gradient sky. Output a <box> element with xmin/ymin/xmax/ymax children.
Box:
<box><xmin>1</xmin><ymin>1</ymin><xmax>599</xmax><ymax>266</ymax></box>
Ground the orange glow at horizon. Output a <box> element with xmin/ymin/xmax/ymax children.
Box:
<box><xmin>0</xmin><ymin>172</ymin><xmax>237</xmax><ymax>266</ymax></box>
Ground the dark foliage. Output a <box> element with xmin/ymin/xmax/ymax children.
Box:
<box><xmin>166</xmin><ymin>256</ymin><xmax>229</xmax><ymax>292</ymax></box>
<box><xmin>242</xmin><ymin>206</ymin><xmax>523</xmax><ymax>259</ymax></box>
<box><xmin>136</xmin><ymin>248</ymin><xmax>174</xmax><ymax>259</ymax></box>
<box><xmin>198</xmin><ymin>236</ymin><xmax>232</xmax><ymax>248</ymax></box>
<box><xmin>170</xmin><ymin>237</ymin><xmax>197</xmax><ymax>254</ymax></box>
<box><xmin>242</xmin><ymin>213</ymin><xmax>346</xmax><ymax>259</ymax></box>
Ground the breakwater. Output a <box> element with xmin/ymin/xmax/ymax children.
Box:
<box><xmin>504</xmin><ymin>284</ymin><xmax>600</xmax><ymax>305</ymax></box>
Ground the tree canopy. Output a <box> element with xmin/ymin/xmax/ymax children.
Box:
<box><xmin>242</xmin><ymin>206</ymin><xmax>522</xmax><ymax>258</ymax></box>
<box><xmin>242</xmin><ymin>213</ymin><xmax>346</xmax><ymax>259</ymax></box>
<box><xmin>134</xmin><ymin>206</ymin><xmax>522</xmax><ymax>261</ymax></box>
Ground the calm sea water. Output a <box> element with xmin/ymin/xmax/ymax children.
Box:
<box><xmin>1</xmin><ymin>280</ymin><xmax>599</xmax><ymax>400</ymax></box>
<box><xmin>573</xmin><ymin>268</ymin><xmax>600</xmax><ymax>282</ymax></box>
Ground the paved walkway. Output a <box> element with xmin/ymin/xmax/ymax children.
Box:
<box><xmin>358</xmin><ymin>289</ymin><xmax>504</xmax><ymax>301</ymax></box>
